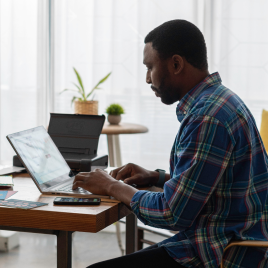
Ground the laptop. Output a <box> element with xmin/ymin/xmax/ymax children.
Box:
<box><xmin>7</xmin><ymin>126</ymin><xmax>109</xmax><ymax>198</ymax></box>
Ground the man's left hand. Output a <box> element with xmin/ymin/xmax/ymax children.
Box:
<box><xmin>72</xmin><ymin>169</ymin><xmax>117</xmax><ymax>196</ymax></box>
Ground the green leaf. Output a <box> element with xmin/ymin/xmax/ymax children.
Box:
<box><xmin>106</xmin><ymin>103</ymin><xmax>124</xmax><ymax>115</ymax></box>
<box><xmin>73</xmin><ymin>67</ymin><xmax>86</xmax><ymax>98</ymax></box>
<box><xmin>59</xmin><ymin>88</ymin><xmax>78</xmax><ymax>95</ymax></box>
<box><xmin>92</xmin><ymin>72</ymin><xmax>111</xmax><ymax>90</ymax></box>
<box><xmin>71</xmin><ymin>96</ymin><xmax>78</xmax><ymax>106</ymax></box>
<box><xmin>72</xmin><ymin>83</ymin><xmax>82</xmax><ymax>94</ymax></box>
<box><xmin>86</xmin><ymin>89</ymin><xmax>94</xmax><ymax>98</ymax></box>
<box><xmin>98</xmin><ymin>72</ymin><xmax>112</xmax><ymax>85</ymax></box>
<box><xmin>86</xmin><ymin>72</ymin><xmax>111</xmax><ymax>99</ymax></box>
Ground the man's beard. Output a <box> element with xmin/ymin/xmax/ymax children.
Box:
<box><xmin>152</xmin><ymin>77</ymin><xmax>175</xmax><ymax>105</ymax></box>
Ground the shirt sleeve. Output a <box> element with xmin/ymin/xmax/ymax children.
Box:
<box><xmin>130</xmin><ymin>115</ymin><xmax>234</xmax><ymax>231</ymax></box>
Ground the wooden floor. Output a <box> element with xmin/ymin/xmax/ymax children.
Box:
<box><xmin>0</xmin><ymin>230</ymin><xmax>163</xmax><ymax>267</ymax></box>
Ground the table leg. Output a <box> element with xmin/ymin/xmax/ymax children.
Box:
<box><xmin>107</xmin><ymin>134</ymin><xmax>125</xmax><ymax>254</ymax></box>
<box><xmin>56</xmin><ymin>230</ymin><xmax>73</xmax><ymax>268</ymax></box>
<box><xmin>125</xmin><ymin>213</ymin><xmax>138</xmax><ymax>254</ymax></box>
<box><xmin>107</xmin><ymin>134</ymin><xmax>122</xmax><ymax>167</ymax></box>
<box><xmin>115</xmin><ymin>220</ymin><xmax>125</xmax><ymax>255</ymax></box>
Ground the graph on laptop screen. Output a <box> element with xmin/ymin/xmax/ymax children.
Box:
<box><xmin>10</xmin><ymin>127</ymin><xmax>70</xmax><ymax>184</ymax></box>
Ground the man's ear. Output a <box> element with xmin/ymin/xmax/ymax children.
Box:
<box><xmin>172</xmin><ymin>55</ymin><xmax>184</xmax><ymax>75</ymax></box>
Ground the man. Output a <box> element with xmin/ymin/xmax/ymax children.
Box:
<box><xmin>73</xmin><ymin>20</ymin><xmax>268</xmax><ymax>268</ymax></box>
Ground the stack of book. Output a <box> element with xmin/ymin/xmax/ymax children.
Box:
<box><xmin>0</xmin><ymin>176</ymin><xmax>14</xmax><ymax>188</ymax></box>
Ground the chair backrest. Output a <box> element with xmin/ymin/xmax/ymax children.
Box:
<box><xmin>220</xmin><ymin>240</ymin><xmax>268</xmax><ymax>268</ymax></box>
<box><xmin>260</xmin><ymin>109</ymin><xmax>268</xmax><ymax>151</ymax></box>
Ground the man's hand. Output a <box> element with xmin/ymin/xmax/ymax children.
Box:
<box><xmin>72</xmin><ymin>168</ymin><xmax>138</xmax><ymax>206</ymax></box>
<box><xmin>110</xmin><ymin>163</ymin><xmax>159</xmax><ymax>186</ymax></box>
<box><xmin>72</xmin><ymin>169</ymin><xmax>117</xmax><ymax>196</ymax></box>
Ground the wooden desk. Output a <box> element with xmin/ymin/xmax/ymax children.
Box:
<box><xmin>0</xmin><ymin>175</ymin><xmax>138</xmax><ymax>268</ymax></box>
<box><xmin>101</xmin><ymin>123</ymin><xmax>148</xmax><ymax>167</ymax></box>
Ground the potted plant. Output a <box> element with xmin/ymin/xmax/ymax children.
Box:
<box><xmin>61</xmin><ymin>67</ymin><xmax>111</xmax><ymax>115</ymax></box>
<box><xmin>106</xmin><ymin>104</ymin><xmax>125</xmax><ymax>124</ymax></box>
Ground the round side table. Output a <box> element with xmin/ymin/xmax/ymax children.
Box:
<box><xmin>101</xmin><ymin>123</ymin><xmax>148</xmax><ymax>167</ymax></box>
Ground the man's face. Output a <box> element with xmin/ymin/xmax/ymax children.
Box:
<box><xmin>143</xmin><ymin>42</ymin><xmax>178</xmax><ymax>105</ymax></box>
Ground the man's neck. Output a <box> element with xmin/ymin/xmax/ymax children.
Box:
<box><xmin>179</xmin><ymin>68</ymin><xmax>209</xmax><ymax>100</ymax></box>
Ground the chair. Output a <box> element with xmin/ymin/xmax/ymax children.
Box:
<box><xmin>260</xmin><ymin>109</ymin><xmax>268</xmax><ymax>151</ymax></box>
<box><xmin>136</xmin><ymin>221</ymin><xmax>174</xmax><ymax>250</ymax></box>
<box><xmin>117</xmin><ymin>186</ymin><xmax>176</xmax><ymax>253</ymax></box>
<box><xmin>118</xmin><ymin>218</ymin><xmax>174</xmax><ymax>251</ymax></box>
<box><xmin>220</xmin><ymin>240</ymin><xmax>268</xmax><ymax>268</ymax></box>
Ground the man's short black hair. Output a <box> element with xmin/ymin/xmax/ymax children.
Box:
<box><xmin>145</xmin><ymin>20</ymin><xmax>208</xmax><ymax>70</ymax></box>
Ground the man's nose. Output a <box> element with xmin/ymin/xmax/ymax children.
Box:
<box><xmin>146</xmin><ymin>72</ymin><xmax>152</xmax><ymax>84</ymax></box>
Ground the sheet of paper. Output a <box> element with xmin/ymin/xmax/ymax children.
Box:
<box><xmin>0</xmin><ymin>176</ymin><xmax>13</xmax><ymax>186</ymax></box>
<box><xmin>5</xmin><ymin>191</ymin><xmax>18</xmax><ymax>199</ymax></box>
<box><xmin>0</xmin><ymin>191</ymin><xmax>8</xmax><ymax>200</ymax></box>
<box><xmin>0</xmin><ymin>199</ymin><xmax>48</xmax><ymax>210</ymax></box>
<box><xmin>0</xmin><ymin>166</ymin><xmax>25</xmax><ymax>176</ymax></box>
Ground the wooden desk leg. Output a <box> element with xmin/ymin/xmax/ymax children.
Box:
<box><xmin>125</xmin><ymin>213</ymin><xmax>138</xmax><ymax>254</ymax></box>
<box><xmin>56</xmin><ymin>231</ymin><xmax>73</xmax><ymax>268</ymax></box>
<box><xmin>107</xmin><ymin>134</ymin><xmax>122</xmax><ymax>167</ymax></box>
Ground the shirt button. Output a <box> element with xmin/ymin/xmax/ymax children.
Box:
<box><xmin>183</xmin><ymin>111</ymin><xmax>187</xmax><ymax>115</ymax></box>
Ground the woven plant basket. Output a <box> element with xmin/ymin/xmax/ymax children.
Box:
<box><xmin>74</xmin><ymin>100</ymin><xmax>98</xmax><ymax>115</ymax></box>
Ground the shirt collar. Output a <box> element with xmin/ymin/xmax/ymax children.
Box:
<box><xmin>176</xmin><ymin>72</ymin><xmax>222</xmax><ymax>122</ymax></box>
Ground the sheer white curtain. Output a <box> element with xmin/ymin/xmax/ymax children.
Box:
<box><xmin>207</xmin><ymin>0</ymin><xmax>268</xmax><ymax>127</ymax></box>
<box><xmin>0</xmin><ymin>0</ymin><xmax>49</xmax><ymax>164</ymax></box>
<box><xmin>1</xmin><ymin>0</ymin><xmax>268</xmax><ymax>170</ymax></box>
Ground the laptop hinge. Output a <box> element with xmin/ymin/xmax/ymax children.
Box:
<box><xmin>59</xmin><ymin>147</ymin><xmax>90</xmax><ymax>154</ymax></box>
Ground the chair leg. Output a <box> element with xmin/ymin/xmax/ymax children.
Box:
<box><xmin>138</xmin><ymin>228</ymin><xmax>144</xmax><ymax>250</ymax></box>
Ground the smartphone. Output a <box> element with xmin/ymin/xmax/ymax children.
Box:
<box><xmin>53</xmin><ymin>197</ymin><xmax>101</xmax><ymax>205</ymax></box>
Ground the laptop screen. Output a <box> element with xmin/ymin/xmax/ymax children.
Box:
<box><xmin>7</xmin><ymin>126</ymin><xmax>71</xmax><ymax>185</ymax></box>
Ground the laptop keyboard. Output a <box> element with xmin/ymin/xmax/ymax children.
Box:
<box><xmin>55</xmin><ymin>184</ymin><xmax>87</xmax><ymax>193</ymax></box>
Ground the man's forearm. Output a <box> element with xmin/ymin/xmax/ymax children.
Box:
<box><xmin>108</xmin><ymin>181</ymin><xmax>139</xmax><ymax>206</ymax></box>
<box><xmin>106</xmin><ymin>171</ymin><xmax>170</xmax><ymax>205</ymax></box>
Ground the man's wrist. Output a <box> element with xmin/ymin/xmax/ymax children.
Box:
<box><xmin>107</xmin><ymin>180</ymin><xmax>121</xmax><ymax>196</ymax></box>
<box><xmin>107</xmin><ymin>179</ymin><xmax>138</xmax><ymax>206</ymax></box>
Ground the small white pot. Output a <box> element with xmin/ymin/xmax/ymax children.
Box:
<box><xmin>108</xmin><ymin>115</ymin><xmax>121</xmax><ymax>125</ymax></box>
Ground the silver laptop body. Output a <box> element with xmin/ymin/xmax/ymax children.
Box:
<box><xmin>7</xmin><ymin>126</ymin><xmax>108</xmax><ymax>198</ymax></box>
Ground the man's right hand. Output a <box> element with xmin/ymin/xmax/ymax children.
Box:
<box><xmin>109</xmin><ymin>163</ymin><xmax>159</xmax><ymax>186</ymax></box>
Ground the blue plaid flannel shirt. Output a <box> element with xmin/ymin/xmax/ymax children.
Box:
<box><xmin>131</xmin><ymin>72</ymin><xmax>268</xmax><ymax>268</ymax></box>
